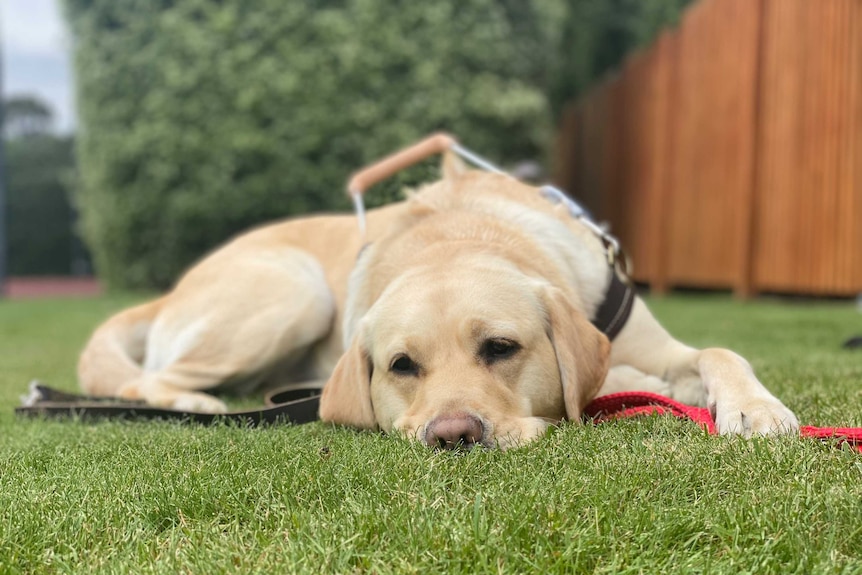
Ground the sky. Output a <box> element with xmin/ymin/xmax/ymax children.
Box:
<box><xmin>2</xmin><ymin>0</ymin><xmax>75</xmax><ymax>134</ymax></box>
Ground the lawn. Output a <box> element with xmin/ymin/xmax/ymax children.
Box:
<box><xmin>1</xmin><ymin>293</ymin><xmax>861</xmax><ymax>574</ymax></box>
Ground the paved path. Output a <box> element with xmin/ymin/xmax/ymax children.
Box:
<box><xmin>3</xmin><ymin>277</ymin><xmax>103</xmax><ymax>299</ymax></box>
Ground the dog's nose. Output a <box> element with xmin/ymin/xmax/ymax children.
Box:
<box><xmin>424</xmin><ymin>414</ymin><xmax>484</xmax><ymax>450</ymax></box>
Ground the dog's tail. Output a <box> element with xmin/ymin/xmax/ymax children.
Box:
<box><xmin>77</xmin><ymin>298</ymin><xmax>165</xmax><ymax>397</ymax></box>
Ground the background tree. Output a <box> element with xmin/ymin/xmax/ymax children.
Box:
<box><xmin>3</xmin><ymin>96</ymin><xmax>85</xmax><ymax>276</ymax></box>
<box><xmin>4</xmin><ymin>96</ymin><xmax>55</xmax><ymax>139</ymax></box>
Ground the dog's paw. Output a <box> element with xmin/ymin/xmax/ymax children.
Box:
<box><xmin>712</xmin><ymin>395</ymin><xmax>799</xmax><ymax>437</ymax></box>
<box><xmin>171</xmin><ymin>393</ymin><xmax>229</xmax><ymax>414</ymax></box>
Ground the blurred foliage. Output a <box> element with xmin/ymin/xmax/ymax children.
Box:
<box><xmin>65</xmin><ymin>0</ymin><xmax>567</xmax><ymax>289</ymax></box>
<box><xmin>4</xmin><ymin>95</ymin><xmax>89</xmax><ymax>276</ymax></box>
<box><xmin>64</xmin><ymin>0</ymin><xmax>692</xmax><ymax>289</ymax></box>
<box><xmin>4</xmin><ymin>96</ymin><xmax>55</xmax><ymax>139</ymax></box>
<box><xmin>6</xmin><ymin>134</ymin><xmax>88</xmax><ymax>275</ymax></box>
<box><xmin>549</xmin><ymin>0</ymin><xmax>696</xmax><ymax>115</ymax></box>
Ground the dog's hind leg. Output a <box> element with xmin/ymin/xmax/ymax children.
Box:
<box><xmin>116</xmin><ymin>364</ymin><xmax>240</xmax><ymax>413</ymax></box>
<box><xmin>118</xmin><ymin>247</ymin><xmax>337</xmax><ymax>412</ymax></box>
<box><xmin>78</xmin><ymin>298</ymin><xmax>164</xmax><ymax>397</ymax></box>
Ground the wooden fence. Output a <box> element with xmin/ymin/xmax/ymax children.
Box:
<box><xmin>555</xmin><ymin>0</ymin><xmax>862</xmax><ymax>297</ymax></box>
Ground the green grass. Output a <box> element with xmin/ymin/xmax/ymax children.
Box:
<box><xmin>1</xmin><ymin>294</ymin><xmax>861</xmax><ymax>574</ymax></box>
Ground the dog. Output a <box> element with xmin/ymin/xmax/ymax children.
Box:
<box><xmin>78</xmin><ymin>151</ymin><xmax>799</xmax><ymax>449</ymax></box>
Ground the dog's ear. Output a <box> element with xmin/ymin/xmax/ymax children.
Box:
<box><xmin>319</xmin><ymin>328</ymin><xmax>377</xmax><ymax>429</ymax></box>
<box><xmin>541</xmin><ymin>286</ymin><xmax>611</xmax><ymax>420</ymax></box>
<box><xmin>441</xmin><ymin>150</ymin><xmax>468</xmax><ymax>181</ymax></box>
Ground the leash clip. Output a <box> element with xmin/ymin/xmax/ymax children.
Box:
<box><xmin>605</xmin><ymin>238</ymin><xmax>632</xmax><ymax>284</ymax></box>
<box><xmin>605</xmin><ymin>239</ymin><xmax>618</xmax><ymax>267</ymax></box>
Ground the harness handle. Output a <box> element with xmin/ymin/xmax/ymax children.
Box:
<box><xmin>347</xmin><ymin>132</ymin><xmax>457</xmax><ymax>198</ymax></box>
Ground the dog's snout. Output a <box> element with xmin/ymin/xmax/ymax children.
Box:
<box><xmin>424</xmin><ymin>414</ymin><xmax>484</xmax><ymax>450</ymax></box>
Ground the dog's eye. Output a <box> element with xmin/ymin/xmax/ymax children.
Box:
<box><xmin>390</xmin><ymin>354</ymin><xmax>419</xmax><ymax>376</ymax></box>
<box><xmin>480</xmin><ymin>338</ymin><xmax>521</xmax><ymax>364</ymax></box>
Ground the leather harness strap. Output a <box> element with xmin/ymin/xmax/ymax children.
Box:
<box><xmin>591</xmin><ymin>267</ymin><xmax>636</xmax><ymax>341</ymax></box>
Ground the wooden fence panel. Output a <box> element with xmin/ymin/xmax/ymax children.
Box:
<box><xmin>855</xmin><ymin>0</ymin><xmax>862</xmax><ymax>291</ymax></box>
<box><xmin>555</xmin><ymin>85</ymin><xmax>611</xmax><ymax>220</ymax></box>
<box><xmin>666</xmin><ymin>0</ymin><xmax>762</xmax><ymax>289</ymax></box>
<box><xmin>750</xmin><ymin>0</ymin><xmax>801</xmax><ymax>294</ymax></box>
<box><xmin>839</xmin><ymin>0</ymin><xmax>861</xmax><ymax>293</ymax></box>
<box><xmin>554</xmin><ymin>34</ymin><xmax>678</xmax><ymax>289</ymax></box>
<box><xmin>753</xmin><ymin>0</ymin><xmax>862</xmax><ymax>295</ymax></box>
<box><xmin>554</xmin><ymin>0</ymin><xmax>862</xmax><ymax>297</ymax></box>
<box><xmin>606</xmin><ymin>33</ymin><xmax>676</xmax><ymax>287</ymax></box>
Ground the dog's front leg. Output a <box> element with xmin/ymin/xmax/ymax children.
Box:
<box><xmin>610</xmin><ymin>298</ymin><xmax>799</xmax><ymax>436</ymax></box>
<box><xmin>659</xmin><ymin>347</ymin><xmax>799</xmax><ymax>436</ymax></box>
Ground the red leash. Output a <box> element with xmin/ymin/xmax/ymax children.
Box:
<box><xmin>584</xmin><ymin>392</ymin><xmax>862</xmax><ymax>453</ymax></box>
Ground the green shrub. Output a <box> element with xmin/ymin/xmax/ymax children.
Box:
<box><xmin>66</xmin><ymin>0</ymin><xmax>566</xmax><ymax>289</ymax></box>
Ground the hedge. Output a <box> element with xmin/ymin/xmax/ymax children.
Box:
<box><xmin>66</xmin><ymin>0</ymin><xmax>567</xmax><ymax>289</ymax></box>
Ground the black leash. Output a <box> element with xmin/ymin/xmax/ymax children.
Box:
<box><xmin>15</xmin><ymin>381</ymin><xmax>322</xmax><ymax>426</ymax></box>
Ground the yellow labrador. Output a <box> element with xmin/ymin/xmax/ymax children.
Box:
<box><xmin>79</xmin><ymin>152</ymin><xmax>798</xmax><ymax>449</ymax></box>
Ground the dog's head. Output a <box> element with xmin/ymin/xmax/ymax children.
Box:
<box><xmin>319</xmin><ymin>160</ymin><xmax>610</xmax><ymax>450</ymax></box>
